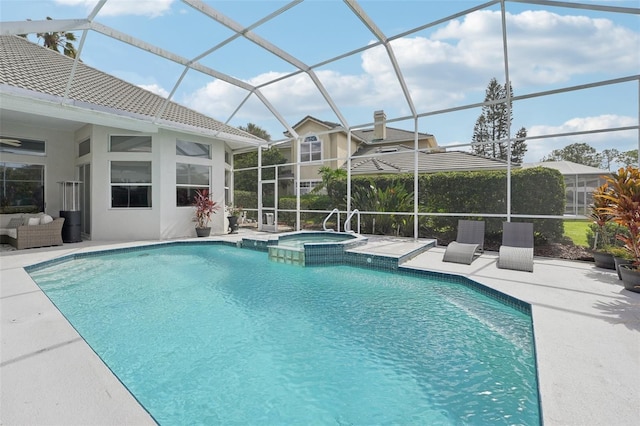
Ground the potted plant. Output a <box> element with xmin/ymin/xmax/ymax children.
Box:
<box><xmin>226</xmin><ymin>204</ymin><xmax>242</xmax><ymax>234</ymax></box>
<box><xmin>605</xmin><ymin>246</ymin><xmax>634</xmax><ymax>280</ymax></box>
<box><xmin>595</xmin><ymin>166</ymin><xmax>640</xmax><ymax>292</ymax></box>
<box><xmin>193</xmin><ymin>189</ymin><xmax>220</xmax><ymax>237</ymax></box>
<box><xmin>589</xmin><ymin>182</ymin><xmax>616</xmax><ymax>269</ymax></box>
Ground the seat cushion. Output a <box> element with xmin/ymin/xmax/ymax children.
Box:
<box><xmin>0</xmin><ymin>228</ymin><xmax>18</xmax><ymax>239</ymax></box>
<box><xmin>40</xmin><ymin>214</ymin><xmax>54</xmax><ymax>225</ymax></box>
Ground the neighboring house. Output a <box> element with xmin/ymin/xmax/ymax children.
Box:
<box><xmin>284</xmin><ymin>110</ymin><xmax>440</xmax><ymax>194</ymax></box>
<box><xmin>0</xmin><ymin>35</ymin><xmax>263</xmax><ymax>240</ymax></box>
<box><xmin>522</xmin><ymin>161</ymin><xmax>610</xmax><ymax>216</ymax></box>
<box><xmin>283</xmin><ymin>110</ymin><xmax>514</xmax><ymax>193</ymax></box>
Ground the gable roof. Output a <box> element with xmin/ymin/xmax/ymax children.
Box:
<box><xmin>348</xmin><ymin>145</ymin><xmax>514</xmax><ymax>175</ymax></box>
<box><xmin>0</xmin><ymin>35</ymin><xmax>262</xmax><ymax>145</ymax></box>
<box><xmin>288</xmin><ymin>114</ymin><xmax>434</xmax><ymax>145</ymax></box>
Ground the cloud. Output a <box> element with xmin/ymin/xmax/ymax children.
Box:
<box><xmin>525</xmin><ymin>114</ymin><xmax>637</xmax><ymax>162</ymax></box>
<box><xmin>55</xmin><ymin>0</ymin><xmax>174</xmax><ymax>17</ymax></box>
<box><xmin>359</xmin><ymin>10</ymin><xmax>639</xmax><ymax>110</ymax></box>
<box><xmin>179</xmin><ymin>8</ymin><xmax>638</xmax><ymax>138</ymax></box>
<box><xmin>138</xmin><ymin>84</ymin><xmax>169</xmax><ymax>98</ymax></box>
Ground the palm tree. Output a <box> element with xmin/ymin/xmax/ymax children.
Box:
<box><xmin>20</xmin><ymin>17</ymin><xmax>78</xmax><ymax>58</ymax></box>
<box><xmin>238</xmin><ymin>123</ymin><xmax>271</xmax><ymax>141</ymax></box>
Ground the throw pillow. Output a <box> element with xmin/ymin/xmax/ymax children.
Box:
<box><xmin>7</xmin><ymin>218</ymin><xmax>23</xmax><ymax>228</ymax></box>
<box><xmin>40</xmin><ymin>214</ymin><xmax>54</xmax><ymax>225</ymax></box>
<box><xmin>28</xmin><ymin>217</ymin><xmax>40</xmax><ymax>226</ymax></box>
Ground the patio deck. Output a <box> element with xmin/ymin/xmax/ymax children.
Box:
<box><xmin>1</xmin><ymin>229</ymin><xmax>639</xmax><ymax>425</ymax></box>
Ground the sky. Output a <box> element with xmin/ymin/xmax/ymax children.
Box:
<box><xmin>1</xmin><ymin>0</ymin><xmax>639</xmax><ymax>166</ymax></box>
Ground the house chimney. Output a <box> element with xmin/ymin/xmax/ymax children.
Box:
<box><xmin>373</xmin><ymin>110</ymin><xmax>386</xmax><ymax>140</ymax></box>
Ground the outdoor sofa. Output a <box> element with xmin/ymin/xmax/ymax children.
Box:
<box><xmin>0</xmin><ymin>215</ymin><xmax>65</xmax><ymax>250</ymax></box>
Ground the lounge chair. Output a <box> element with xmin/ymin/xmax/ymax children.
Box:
<box><xmin>498</xmin><ymin>222</ymin><xmax>534</xmax><ymax>272</ymax></box>
<box><xmin>443</xmin><ymin>220</ymin><xmax>485</xmax><ymax>264</ymax></box>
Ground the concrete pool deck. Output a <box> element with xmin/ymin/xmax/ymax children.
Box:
<box><xmin>1</xmin><ymin>230</ymin><xmax>639</xmax><ymax>425</ymax></box>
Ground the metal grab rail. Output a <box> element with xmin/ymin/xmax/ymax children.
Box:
<box><xmin>344</xmin><ymin>209</ymin><xmax>360</xmax><ymax>234</ymax></box>
<box><xmin>322</xmin><ymin>208</ymin><xmax>340</xmax><ymax>231</ymax></box>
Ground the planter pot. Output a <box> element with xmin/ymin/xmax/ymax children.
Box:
<box><xmin>195</xmin><ymin>227</ymin><xmax>211</xmax><ymax>237</ymax></box>
<box><xmin>614</xmin><ymin>256</ymin><xmax>633</xmax><ymax>280</ymax></box>
<box><xmin>228</xmin><ymin>216</ymin><xmax>238</xmax><ymax>234</ymax></box>
<box><xmin>593</xmin><ymin>251</ymin><xmax>615</xmax><ymax>270</ymax></box>
<box><xmin>619</xmin><ymin>265</ymin><xmax>640</xmax><ymax>293</ymax></box>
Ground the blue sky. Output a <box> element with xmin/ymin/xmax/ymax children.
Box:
<box><xmin>1</xmin><ymin>0</ymin><xmax>639</xmax><ymax>165</ymax></box>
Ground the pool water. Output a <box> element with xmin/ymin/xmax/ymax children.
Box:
<box><xmin>29</xmin><ymin>244</ymin><xmax>540</xmax><ymax>425</ymax></box>
<box><xmin>274</xmin><ymin>232</ymin><xmax>357</xmax><ymax>249</ymax></box>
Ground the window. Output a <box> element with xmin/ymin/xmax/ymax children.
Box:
<box><xmin>110</xmin><ymin>135</ymin><xmax>151</xmax><ymax>152</ymax></box>
<box><xmin>0</xmin><ymin>162</ymin><xmax>44</xmax><ymax>213</ymax></box>
<box><xmin>299</xmin><ymin>180</ymin><xmax>320</xmax><ymax>195</ymax></box>
<box><xmin>176</xmin><ymin>140</ymin><xmax>210</xmax><ymax>159</ymax></box>
<box><xmin>0</xmin><ymin>137</ymin><xmax>45</xmax><ymax>156</ymax></box>
<box><xmin>301</xmin><ymin>135</ymin><xmax>322</xmax><ymax>162</ymax></box>
<box><xmin>110</xmin><ymin>161</ymin><xmax>152</xmax><ymax>208</ymax></box>
<box><xmin>176</xmin><ymin>163</ymin><xmax>210</xmax><ymax>206</ymax></box>
<box><xmin>78</xmin><ymin>139</ymin><xmax>90</xmax><ymax>157</ymax></box>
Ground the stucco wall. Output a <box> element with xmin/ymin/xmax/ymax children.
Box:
<box><xmin>85</xmin><ymin>126</ymin><xmax>228</xmax><ymax>241</ymax></box>
<box><xmin>0</xmin><ymin>120</ymin><xmax>75</xmax><ymax>222</ymax></box>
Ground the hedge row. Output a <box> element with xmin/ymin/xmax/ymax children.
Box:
<box><xmin>235</xmin><ymin>167</ymin><xmax>565</xmax><ymax>242</ymax></box>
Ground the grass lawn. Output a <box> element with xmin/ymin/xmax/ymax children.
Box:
<box><xmin>564</xmin><ymin>220</ymin><xmax>590</xmax><ymax>247</ymax></box>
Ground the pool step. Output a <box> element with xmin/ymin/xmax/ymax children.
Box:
<box><xmin>268</xmin><ymin>246</ymin><xmax>305</xmax><ymax>266</ymax></box>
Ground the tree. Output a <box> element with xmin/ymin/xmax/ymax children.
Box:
<box><xmin>541</xmin><ymin>142</ymin><xmax>602</xmax><ymax>167</ymax></box>
<box><xmin>471</xmin><ymin>78</ymin><xmax>527</xmax><ymax>163</ymax></box>
<box><xmin>313</xmin><ymin>166</ymin><xmax>347</xmax><ymax>202</ymax></box>
<box><xmin>600</xmin><ymin>148</ymin><xmax>620</xmax><ymax>170</ymax></box>
<box><xmin>617</xmin><ymin>149</ymin><xmax>639</xmax><ymax>167</ymax></box>
<box><xmin>20</xmin><ymin>17</ymin><xmax>78</xmax><ymax>58</ymax></box>
<box><xmin>238</xmin><ymin>123</ymin><xmax>271</xmax><ymax>141</ymax></box>
<box><xmin>234</xmin><ymin>147</ymin><xmax>286</xmax><ymax>192</ymax></box>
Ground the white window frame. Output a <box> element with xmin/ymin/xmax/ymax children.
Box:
<box><xmin>110</xmin><ymin>161</ymin><xmax>152</xmax><ymax>208</ymax></box>
<box><xmin>109</xmin><ymin>135</ymin><xmax>152</xmax><ymax>153</ymax></box>
<box><xmin>298</xmin><ymin>180</ymin><xmax>321</xmax><ymax>195</ymax></box>
<box><xmin>300</xmin><ymin>134</ymin><xmax>322</xmax><ymax>163</ymax></box>
<box><xmin>176</xmin><ymin>163</ymin><xmax>211</xmax><ymax>207</ymax></box>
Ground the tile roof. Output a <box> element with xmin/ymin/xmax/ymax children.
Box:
<box><xmin>0</xmin><ymin>35</ymin><xmax>262</xmax><ymax>142</ymax></box>
<box><xmin>352</xmin><ymin>127</ymin><xmax>433</xmax><ymax>144</ymax></box>
<box><xmin>348</xmin><ymin>144</ymin><xmax>514</xmax><ymax>174</ymax></box>
<box><xmin>522</xmin><ymin>160</ymin><xmax>610</xmax><ymax>176</ymax></box>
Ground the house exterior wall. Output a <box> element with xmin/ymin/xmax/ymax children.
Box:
<box><xmin>0</xmin><ymin>120</ymin><xmax>75</xmax><ymax>223</ymax></box>
<box><xmin>293</xmin><ymin>121</ymin><xmax>333</xmax><ymax>182</ymax></box>
<box><xmin>1</xmin><ymin>118</ymin><xmax>229</xmax><ymax>239</ymax></box>
<box><xmin>86</xmin><ymin>126</ymin><xmax>228</xmax><ymax>240</ymax></box>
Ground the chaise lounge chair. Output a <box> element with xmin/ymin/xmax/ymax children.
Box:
<box><xmin>497</xmin><ymin>221</ymin><xmax>534</xmax><ymax>272</ymax></box>
<box><xmin>443</xmin><ymin>220</ymin><xmax>485</xmax><ymax>264</ymax></box>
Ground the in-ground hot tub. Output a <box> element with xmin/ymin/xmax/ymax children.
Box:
<box><xmin>266</xmin><ymin>231</ymin><xmax>368</xmax><ymax>266</ymax></box>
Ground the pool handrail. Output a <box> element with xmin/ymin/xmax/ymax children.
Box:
<box><xmin>345</xmin><ymin>209</ymin><xmax>361</xmax><ymax>234</ymax></box>
<box><xmin>323</xmin><ymin>208</ymin><xmax>340</xmax><ymax>232</ymax></box>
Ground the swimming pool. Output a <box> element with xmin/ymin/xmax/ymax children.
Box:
<box><xmin>28</xmin><ymin>243</ymin><xmax>540</xmax><ymax>425</ymax></box>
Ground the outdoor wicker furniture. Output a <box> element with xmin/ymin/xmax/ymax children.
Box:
<box><xmin>1</xmin><ymin>217</ymin><xmax>65</xmax><ymax>250</ymax></box>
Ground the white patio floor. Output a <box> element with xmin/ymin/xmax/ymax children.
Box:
<box><xmin>1</xmin><ymin>230</ymin><xmax>639</xmax><ymax>425</ymax></box>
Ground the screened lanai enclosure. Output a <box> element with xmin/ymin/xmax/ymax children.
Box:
<box><xmin>1</xmin><ymin>0</ymin><xmax>638</xmax><ymax>244</ymax></box>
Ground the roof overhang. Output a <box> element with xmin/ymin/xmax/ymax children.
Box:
<box><xmin>0</xmin><ymin>84</ymin><xmax>264</xmax><ymax>149</ymax></box>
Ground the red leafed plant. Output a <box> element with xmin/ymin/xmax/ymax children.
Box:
<box><xmin>193</xmin><ymin>189</ymin><xmax>220</xmax><ymax>229</ymax></box>
<box><xmin>595</xmin><ymin>166</ymin><xmax>640</xmax><ymax>268</ymax></box>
